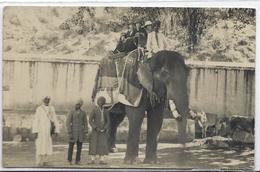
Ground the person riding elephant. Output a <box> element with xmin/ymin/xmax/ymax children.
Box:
<box><xmin>113</xmin><ymin>32</ymin><xmax>127</xmax><ymax>54</ymax></box>
<box><xmin>147</xmin><ymin>20</ymin><xmax>168</xmax><ymax>58</ymax></box>
<box><xmin>113</xmin><ymin>22</ymin><xmax>138</xmax><ymax>54</ymax></box>
<box><xmin>126</xmin><ymin>22</ymin><xmax>137</xmax><ymax>38</ymax></box>
<box><xmin>134</xmin><ymin>19</ymin><xmax>148</xmax><ymax>49</ymax></box>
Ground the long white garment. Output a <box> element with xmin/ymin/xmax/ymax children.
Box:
<box><xmin>146</xmin><ymin>31</ymin><xmax>168</xmax><ymax>58</ymax></box>
<box><xmin>32</xmin><ymin>105</ymin><xmax>60</xmax><ymax>156</ymax></box>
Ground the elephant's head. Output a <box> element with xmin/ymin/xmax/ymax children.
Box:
<box><xmin>140</xmin><ymin>51</ymin><xmax>190</xmax><ymax>116</ymax></box>
<box><xmin>149</xmin><ymin>51</ymin><xmax>189</xmax><ymax>98</ymax></box>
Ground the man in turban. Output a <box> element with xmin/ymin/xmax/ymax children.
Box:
<box><xmin>32</xmin><ymin>96</ymin><xmax>60</xmax><ymax>166</ymax></box>
<box><xmin>66</xmin><ymin>98</ymin><xmax>88</xmax><ymax>165</ymax></box>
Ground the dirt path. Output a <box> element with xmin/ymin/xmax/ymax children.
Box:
<box><xmin>2</xmin><ymin>141</ymin><xmax>254</xmax><ymax>170</ymax></box>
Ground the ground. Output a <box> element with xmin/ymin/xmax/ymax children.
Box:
<box><xmin>2</xmin><ymin>141</ymin><xmax>254</xmax><ymax>170</ymax></box>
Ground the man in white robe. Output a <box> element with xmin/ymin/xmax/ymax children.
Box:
<box><xmin>146</xmin><ymin>20</ymin><xmax>168</xmax><ymax>58</ymax></box>
<box><xmin>32</xmin><ymin>96</ymin><xmax>60</xmax><ymax>166</ymax></box>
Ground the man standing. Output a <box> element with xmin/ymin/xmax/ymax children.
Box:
<box><xmin>66</xmin><ymin>99</ymin><xmax>88</xmax><ymax>165</ymax></box>
<box><xmin>89</xmin><ymin>97</ymin><xmax>110</xmax><ymax>164</ymax></box>
<box><xmin>32</xmin><ymin>96</ymin><xmax>60</xmax><ymax>166</ymax></box>
<box><xmin>147</xmin><ymin>20</ymin><xmax>168</xmax><ymax>58</ymax></box>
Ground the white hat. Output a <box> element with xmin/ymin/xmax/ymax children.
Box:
<box><xmin>144</xmin><ymin>21</ymin><xmax>152</xmax><ymax>27</ymax></box>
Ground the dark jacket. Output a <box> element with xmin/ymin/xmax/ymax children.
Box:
<box><xmin>66</xmin><ymin>109</ymin><xmax>88</xmax><ymax>143</ymax></box>
<box><xmin>89</xmin><ymin>106</ymin><xmax>110</xmax><ymax>131</ymax></box>
<box><xmin>134</xmin><ymin>28</ymin><xmax>148</xmax><ymax>48</ymax></box>
<box><xmin>89</xmin><ymin>106</ymin><xmax>110</xmax><ymax>155</ymax></box>
<box><xmin>126</xmin><ymin>29</ymin><xmax>137</xmax><ymax>38</ymax></box>
<box><xmin>114</xmin><ymin>37</ymin><xmax>137</xmax><ymax>54</ymax></box>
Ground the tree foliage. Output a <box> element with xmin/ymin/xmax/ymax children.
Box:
<box><xmin>60</xmin><ymin>7</ymin><xmax>255</xmax><ymax>53</ymax></box>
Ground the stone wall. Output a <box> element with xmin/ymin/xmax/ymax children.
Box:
<box><xmin>188</xmin><ymin>61</ymin><xmax>255</xmax><ymax>117</ymax></box>
<box><xmin>3</xmin><ymin>57</ymin><xmax>255</xmax><ymax>117</ymax></box>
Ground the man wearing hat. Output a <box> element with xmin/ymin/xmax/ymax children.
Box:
<box><xmin>146</xmin><ymin>20</ymin><xmax>168</xmax><ymax>58</ymax></box>
<box><xmin>32</xmin><ymin>96</ymin><xmax>60</xmax><ymax>166</ymax></box>
<box><xmin>144</xmin><ymin>20</ymin><xmax>153</xmax><ymax>33</ymax></box>
<box><xmin>66</xmin><ymin>98</ymin><xmax>88</xmax><ymax>165</ymax></box>
<box><xmin>89</xmin><ymin>96</ymin><xmax>110</xmax><ymax>164</ymax></box>
<box><xmin>134</xmin><ymin>19</ymin><xmax>148</xmax><ymax>48</ymax></box>
<box><xmin>126</xmin><ymin>22</ymin><xmax>136</xmax><ymax>38</ymax></box>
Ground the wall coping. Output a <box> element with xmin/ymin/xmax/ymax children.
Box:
<box><xmin>3</xmin><ymin>56</ymin><xmax>99</xmax><ymax>65</ymax></box>
<box><xmin>3</xmin><ymin>55</ymin><xmax>255</xmax><ymax>70</ymax></box>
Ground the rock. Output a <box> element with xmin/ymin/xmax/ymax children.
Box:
<box><xmin>3</xmin><ymin>127</ymin><xmax>12</xmax><ymax>141</ymax></box>
<box><xmin>230</xmin><ymin>116</ymin><xmax>254</xmax><ymax>134</ymax></box>
<box><xmin>10</xmin><ymin>127</ymin><xmax>18</xmax><ymax>136</ymax></box>
<box><xmin>13</xmin><ymin>134</ymin><xmax>22</xmax><ymax>142</ymax></box>
<box><xmin>28</xmin><ymin>131</ymin><xmax>36</xmax><ymax>141</ymax></box>
<box><xmin>232</xmin><ymin>129</ymin><xmax>254</xmax><ymax>143</ymax></box>
<box><xmin>229</xmin><ymin>116</ymin><xmax>254</xmax><ymax>143</ymax></box>
<box><xmin>21</xmin><ymin>128</ymin><xmax>30</xmax><ymax>141</ymax></box>
<box><xmin>205</xmin><ymin>136</ymin><xmax>232</xmax><ymax>149</ymax></box>
<box><xmin>159</xmin><ymin>129</ymin><xmax>178</xmax><ymax>143</ymax></box>
<box><xmin>216</xmin><ymin>140</ymin><xmax>229</xmax><ymax>148</ymax></box>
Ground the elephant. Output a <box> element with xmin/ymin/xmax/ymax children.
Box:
<box><xmin>106</xmin><ymin>50</ymin><xmax>190</xmax><ymax>164</ymax></box>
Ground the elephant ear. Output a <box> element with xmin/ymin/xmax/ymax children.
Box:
<box><xmin>137</xmin><ymin>63</ymin><xmax>153</xmax><ymax>94</ymax></box>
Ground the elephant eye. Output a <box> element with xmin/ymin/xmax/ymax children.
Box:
<box><xmin>160</xmin><ymin>68</ymin><xmax>169</xmax><ymax>78</ymax></box>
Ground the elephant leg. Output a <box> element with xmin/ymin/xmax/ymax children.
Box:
<box><xmin>108</xmin><ymin>112</ymin><xmax>126</xmax><ymax>152</ymax></box>
<box><xmin>144</xmin><ymin>103</ymin><xmax>164</xmax><ymax>163</ymax></box>
<box><xmin>124</xmin><ymin>102</ymin><xmax>146</xmax><ymax>163</ymax></box>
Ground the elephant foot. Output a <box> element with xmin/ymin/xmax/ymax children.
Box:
<box><xmin>124</xmin><ymin>156</ymin><xmax>140</xmax><ymax>165</ymax></box>
<box><xmin>109</xmin><ymin>147</ymin><xmax>118</xmax><ymax>153</ymax></box>
<box><xmin>143</xmin><ymin>157</ymin><xmax>158</xmax><ymax>164</ymax></box>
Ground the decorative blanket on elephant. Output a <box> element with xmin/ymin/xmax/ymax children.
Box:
<box><xmin>92</xmin><ymin>49</ymin><xmax>144</xmax><ymax>107</ymax></box>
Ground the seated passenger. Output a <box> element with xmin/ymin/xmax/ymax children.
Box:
<box><xmin>134</xmin><ymin>19</ymin><xmax>148</xmax><ymax>48</ymax></box>
<box><xmin>147</xmin><ymin>20</ymin><xmax>168</xmax><ymax>58</ymax></box>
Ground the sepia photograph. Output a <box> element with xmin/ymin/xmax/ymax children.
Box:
<box><xmin>2</xmin><ymin>4</ymin><xmax>256</xmax><ymax>170</ymax></box>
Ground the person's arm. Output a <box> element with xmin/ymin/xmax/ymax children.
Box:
<box><xmin>162</xmin><ymin>33</ymin><xmax>168</xmax><ymax>50</ymax></box>
<box><xmin>114</xmin><ymin>39</ymin><xmax>123</xmax><ymax>53</ymax></box>
<box><xmin>66</xmin><ymin>111</ymin><xmax>72</xmax><ymax>134</ymax></box>
<box><xmin>146</xmin><ymin>33</ymin><xmax>153</xmax><ymax>57</ymax></box>
<box><xmin>52</xmin><ymin>106</ymin><xmax>60</xmax><ymax>133</ymax></box>
<box><xmin>89</xmin><ymin>108</ymin><xmax>97</xmax><ymax>130</ymax></box>
<box><xmin>32</xmin><ymin>107</ymin><xmax>40</xmax><ymax>135</ymax></box>
<box><xmin>83</xmin><ymin>111</ymin><xmax>88</xmax><ymax>134</ymax></box>
<box><xmin>104</xmin><ymin>110</ymin><xmax>110</xmax><ymax>132</ymax></box>
<box><xmin>146</xmin><ymin>33</ymin><xmax>151</xmax><ymax>50</ymax></box>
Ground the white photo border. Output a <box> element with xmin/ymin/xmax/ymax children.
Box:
<box><xmin>0</xmin><ymin>0</ymin><xmax>259</xmax><ymax>171</ymax></box>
